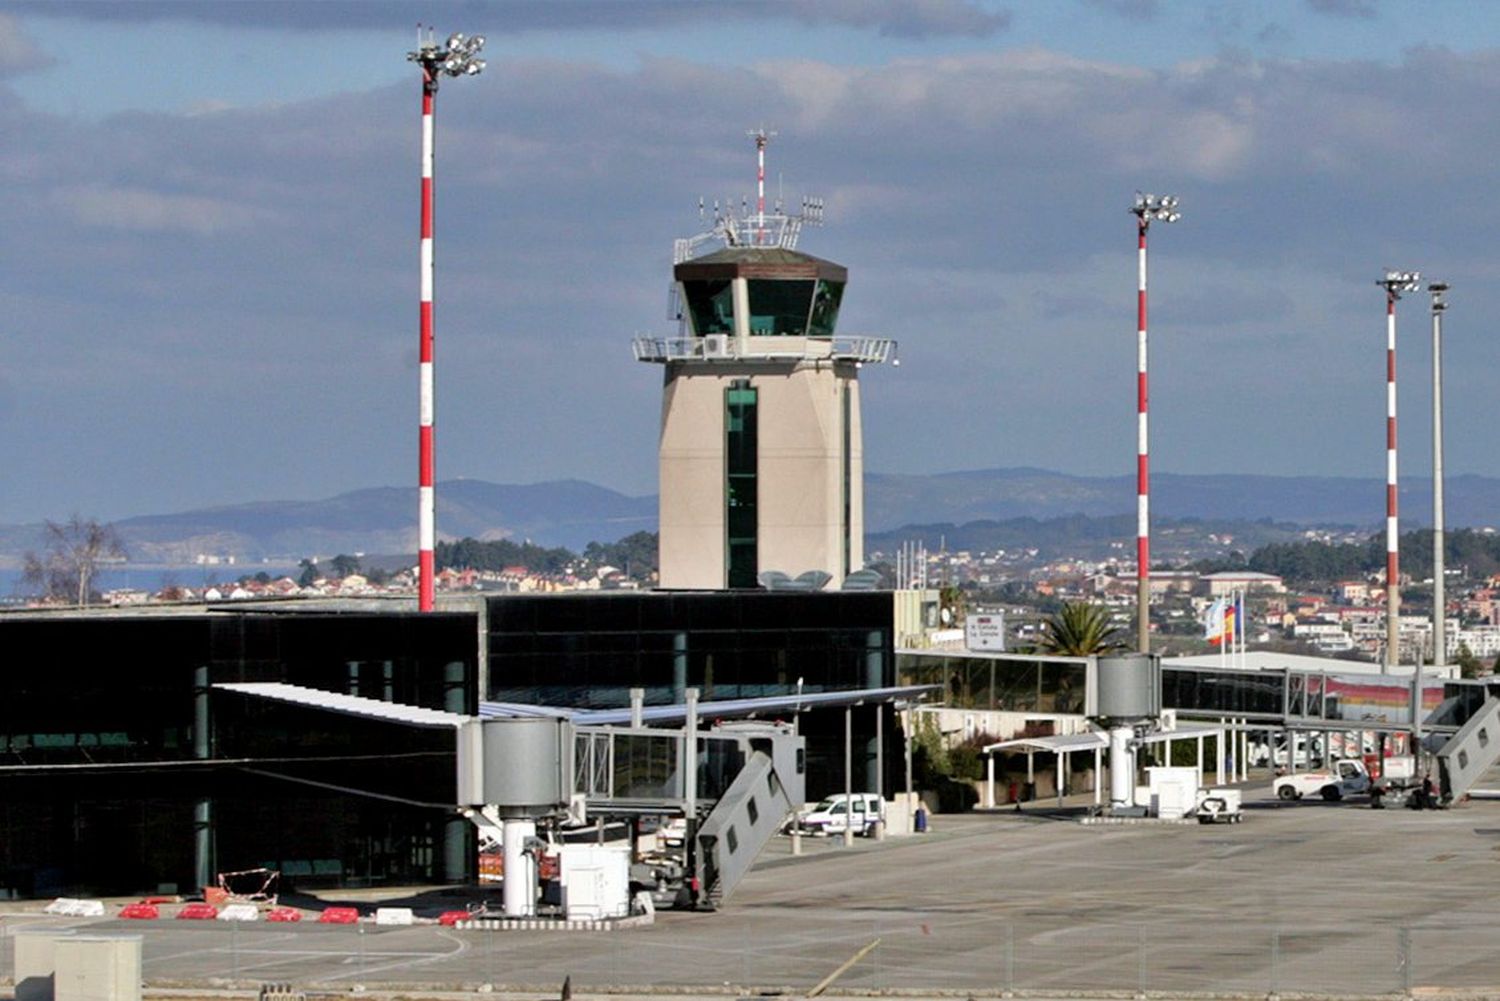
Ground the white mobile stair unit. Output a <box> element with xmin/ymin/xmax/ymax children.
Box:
<box><xmin>691</xmin><ymin>726</ymin><xmax>802</xmax><ymax>908</ymax></box>
<box><xmin>1435</xmin><ymin>696</ymin><xmax>1500</xmax><ymax>804</ymax></box>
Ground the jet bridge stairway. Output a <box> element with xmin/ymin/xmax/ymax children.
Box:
<box><xmin>692</xmin><ymin>735</ymin><xmax>801</xmax><ymax>909</ymax></box>
<box><xmin>1435</xmin><ymin>697</ymin><xmax>1500</xmax><ymax>804</ymax></box>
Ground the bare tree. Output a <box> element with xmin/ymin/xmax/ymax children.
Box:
<box><xmin>21</xmin><ymin>516</ymin><xmax>127</xmax><ymax>606</ymax></box>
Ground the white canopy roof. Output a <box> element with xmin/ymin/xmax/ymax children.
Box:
<box><xmin>982</xmin><ymin>724</ymin><xmax>1223</xmax><ymax>755</ymax></box>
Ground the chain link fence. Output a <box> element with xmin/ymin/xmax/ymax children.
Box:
<box><xmin>5</xmin><ymin>917</ymin><xmax>1500</xmax><ymax>996</ymax></box>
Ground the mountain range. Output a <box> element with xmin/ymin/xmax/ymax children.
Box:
<box><xmin>1</xmin><ymin>468</ymin><xmax>1497</xmax><ymax>566</ymax></box>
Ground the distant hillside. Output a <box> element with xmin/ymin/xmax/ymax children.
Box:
<box><xmin>0</xmin><ymin>480</ymin><xmax>657</xmax><ymax>565</ymax></box>
<box><xmin>865</xmin><ymin>513</ymin><xmax>1316</xmax><ymax>563</ymax></box>
<box><xmin>1</xmin><ymin>467</ymin><xmax>1496</xmax><ymax>567</ymax></box>
<box><xmin>865</xmin><ymin>469</ymin><xmax>1500</xmax><ymax>529</ymax></box>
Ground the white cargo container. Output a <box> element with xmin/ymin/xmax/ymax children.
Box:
<box><xmin>559</xmin><ymin>844</ymin><xmax>631</xmax><ymax>920</ymax></box>
<box><xmin>1144</xmin><ymin>767</ymin><xmax>1200</xmax><ymax>819</ymax></box>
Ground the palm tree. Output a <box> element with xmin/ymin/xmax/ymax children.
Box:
<box><xmin>1038</xmin><ymin>601</ymin><xmax>1129</xmax><ymax>655</ymax></box>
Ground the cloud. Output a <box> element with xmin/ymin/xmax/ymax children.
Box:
<box><xmin>1305</xmin><ymin>0</ymin><xmax>1378</xmax><ymax>18</ymax></box>
<box><xmin>4</xmin><ymin>42</ymin><xmax>1500</xmax><ymax>524</ymax></box>
<box><xmin>51</xmin><ymin>185</ymin><xmax>277</xmax><ymax>234</ymax></box>
<box><xmin>0</xmin><ymin>11</ymin><xmax>49</xmax><ymax>77</ymax></box>
<box><xmin>8</xmin><ymin>0</ymin><xmax>1011</xmax><ymax>39</ymax></box>
<box><xmin>1079</xmin><ymin>0</ymin><xmax>1159</xmax><ymax>20</ymax></box>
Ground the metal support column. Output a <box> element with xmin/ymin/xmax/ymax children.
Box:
<box><xmin>193</xmin><ymin>665</ymin><xmax>212</xmax><ymax>894</ymax></box>
<box><xmin>1094</xmin><ymin>747</ymin><xmax>1103</xmax><ymax>806</ymax></box>
<box><xmin>903</xmin><ymin>703</ymin><xmax>914</xmax><ymax>827</ymax></box>
<box><xmin>865</xmin><ymin>631</ymin><xmax>884</xmax><ymax>793</ymax></box>
<box><xmin>874</xmin><ymin>703</ymin><xmax>886</xmax><ymax>839</ymax></box>
<box><xmin>844</xmin><ymin>705</ymin><xmax>854</xmax><ymax>846</ymax></box>
<box><xmin>673</xmin><ymin>632</ymin><xmax>688</xmax><ymax>704</ymax></box>
<box><xmin>443</xmin><ymin>660</ymin><xmax>470</xmax><ymax>883</ymax></box>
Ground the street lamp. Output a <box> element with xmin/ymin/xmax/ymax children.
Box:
<box><xmin>1375</xmin><ymin>270</ymin><xmax>1421</xmax><ymax>670</ymax></box>
<box><xmin>407</xmin><ymin>29</ymin><xmax>486</xmax><ymax>612</ymax></box>
<box><xmin>1418</xmin><ymin>278</ymin><xmax>1451</xmax><ymax>755</ymax></box>
<box><xmin>1429</xmin><ymin>282</ymin><xmax>1449</xmax><ymax>672</ymax></box>
<box><xmin>1128</xmin><ymin>192</ymin><xmax>1181</xmax><ymax>654</ymax></box>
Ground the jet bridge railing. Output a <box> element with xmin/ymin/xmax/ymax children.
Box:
<box><xmin>572</xmin><ymin>726</ymin><xmax>748</xmax><ymax>810</ymax></box>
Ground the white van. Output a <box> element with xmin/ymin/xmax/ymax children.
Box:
<box><xmin>792</xmin><ymin>793</ymin><xmax>884</xmax><ymax>836</ymax></box>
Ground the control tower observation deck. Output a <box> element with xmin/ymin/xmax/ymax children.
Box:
<box><xmin>633</xmin><ymin>155</ymin><xmax>896</xmax><ymax>591</ymax></box>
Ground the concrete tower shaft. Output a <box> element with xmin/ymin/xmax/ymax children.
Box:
<box><xmin>635</xmin><ymin>239</ymin><xmax>894</xmax><ymax>591</ymax></box>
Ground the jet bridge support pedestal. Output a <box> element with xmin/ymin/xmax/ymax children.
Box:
<box><xmin>1093</xmin><ymin>653</ymin><xmax>1162</xmax><ymax>814</ymax></box>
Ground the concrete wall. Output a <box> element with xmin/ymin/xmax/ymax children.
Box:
<box><xmin>657</xmin><ymin>359</ymin><xmax>863</xmax><ymax>590</ymax></box>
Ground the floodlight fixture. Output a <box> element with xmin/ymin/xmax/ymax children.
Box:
<box><xmin>1130</xmin><ymin>191</ymin><xmax>1182</xmax><ymax>229</ymax></box>
<box><xmin>409</xmin><ymin>26</ymin><xmax>487</xmax><ymax>87</ymax></box>
<box><xmin>1378</xmin><ymin>269</ymin><xmax>1422</xmax><ymax>298</ymax></box>
<box><xmin>1429</xmin><ymin>281</ymin><xmax>1449</xmax><ymax>311</ymax></box>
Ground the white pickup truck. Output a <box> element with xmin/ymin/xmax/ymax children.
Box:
<box><xmin>1273</xmin><ymin>758</ymin><xmax>1371</xmax><ymax>801</ymax></box>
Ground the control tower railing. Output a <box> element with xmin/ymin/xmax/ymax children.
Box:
<box><xmin>632</xmin><ymin>335</ymin><xmax>896</xmax><ymax>365</ymax></box>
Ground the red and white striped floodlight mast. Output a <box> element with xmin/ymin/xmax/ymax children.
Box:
<box><xmin>407</xmin><ymin>28</ymin><xmax>485</xmax><ymax>612</ymax></box>
<box><xmin>747</xmin><ymin>127</ymin><xmax>777</xmax><ymax>245</ymax></box>
<box><xmin>1376</xmin><ymin>269</ymin><xmax>1422</xmax><ymax>669</ymax></box>
<box><xmin>1129</xmin><ymin>192</ymin><xmax>1180</xmax><ymax>654</ymax></box>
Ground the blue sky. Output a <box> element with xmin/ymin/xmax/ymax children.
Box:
<box><xmin>1</xmin><ymin>0</ymin><xmax>1499</xmax><ymax>527</ymax></box>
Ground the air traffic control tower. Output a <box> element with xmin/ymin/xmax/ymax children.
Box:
<box><xmin>633</xmin><ymin>138</ymin><xmax>896</xmax><ymax>590</ymax></box>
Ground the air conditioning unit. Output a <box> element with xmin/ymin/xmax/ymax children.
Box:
<box><xmin>702</xmin><ymin>334</ymin><xmax>731</xmax><ymax>359</ymax></box>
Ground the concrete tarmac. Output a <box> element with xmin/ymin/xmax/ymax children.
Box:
<box><xmin>5</xmin><ymin>787</ymin><xmax>1500</xmax><ymax>998</ymax></box>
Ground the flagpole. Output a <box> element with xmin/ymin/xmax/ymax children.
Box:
<box><xmin>1220</xmin><ymin>595</ymin><xmax>1227</xmax><ymax>671</ymax></box>
<box><xmin>1237</xmin><ymin>590</ymin><xmax>1245</xmax><ymax>670</ymax></box>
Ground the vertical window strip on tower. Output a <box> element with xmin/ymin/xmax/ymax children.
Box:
<box><xmin>725</xmin><ymin>381</ymin><xmax>759</xmax><ymax>588</ymax></box>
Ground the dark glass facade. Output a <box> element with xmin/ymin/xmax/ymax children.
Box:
<box><xmin>2</xmin><ymin>591</ymin><xmax>899</xmax><ymax>897</ymax></box>
<box><xmin>486</xmin><ymin>591</ymin><xmax>897</xmax><ymax>800</ymax></box>
<box><xmin>725</xmin><ymin>381</ymin><xmax>758</xmax><ymax>589</ymax></box>
<box><xmin>1161</xmin><ymin>667</ymin><xmax>1286</xmax><ymax>717</ymax></box>
<box><xmin>841</xmin><ymin>383</ymin><xmax>852</xmax><ymax>577</ymax></box>
<box><xmin>486</xmin><ymin>591</ymin><xmax>892</xmax><ymax>706</ymax></box>
<box><xmin>895</xmin><ymin>654</ymin><xmax>1087</xmax><ymax>715</ymax></box>
<box><xmin>0</xmin><ymin>609</ymin><xmax>476</xmax><ymax>898</ymax></box>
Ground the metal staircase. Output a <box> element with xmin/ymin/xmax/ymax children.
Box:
<box><xmin>1435</xmin><ymin>697</ymin><xmax>1500</xmax><ymax>804</ymax></box>
<box><xmin>692</xmin><ymin>741</ymin><xmax>801</xmax><ymax>908</ymax></box>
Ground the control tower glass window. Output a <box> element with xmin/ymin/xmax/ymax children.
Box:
<box><xmin>725</xmin><ymin>382</ymin><xmax>758</xmax><ymax>589</ymax></box>
<box><xmin>683</xmin><ymin>279</ymin><xmax>735</xmax><ymax>337</ymax></box>
<box><xmin>747</xmin><ymin>280</ymin><xmax>815</xmax><ymax>336</ymax></box>
<box><xmin>808</xmin><ymin>280</ymin><xmax>844</xmax><ymax>338</ymax></box>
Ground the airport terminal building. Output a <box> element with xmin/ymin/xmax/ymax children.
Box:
<box><xmin>0</xmin><ymin>591</ymin><xmax>899</xmax><ymax>899</ymax></box>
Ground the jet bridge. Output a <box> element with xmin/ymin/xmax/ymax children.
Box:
<box><xmin>214</xmin><ymin>682</ymin><xmax>931</xmax><ymax>913</ymax></box>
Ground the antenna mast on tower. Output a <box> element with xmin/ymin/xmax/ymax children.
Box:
<box><xmin>746</xmin><ymin>126</ymin><xmax>778</xmax><ymax>245</ymax></box>
<box><xmin>673</xmin><ymin>129</ymin><xmax>823</xmax><ymax>264</ymax></box>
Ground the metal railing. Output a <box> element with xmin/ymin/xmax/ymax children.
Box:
<box><xmin>631</xmin><ymin>335</ymin><xmax>896</xmax><ymax>365</ymax></box>
<box><xmin>4</xmin><ymin>917</ymin><xmax>1488</xmax><ymax>996</ymax></box>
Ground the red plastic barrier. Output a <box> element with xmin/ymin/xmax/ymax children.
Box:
<box><xmin>437</xmin><ymin>910</ymin><xmax>470</xmax><ymax>927</ymax></box>
<box><xmin>176</xmin><ymin>902</ymin><xmax>219</xmax><ymax>920</ymax></box>
<box><xmin>265</xmin><ymin>907</ymin><xmax>303</xmax><ymax>923</ymax></box>
<box><xmin>317</xmin><ymin>906</ymin><xmax>360</xmax><ymax>924</ymax></box>
<box><xmin>119</xmin><ymin>903</ymin><xmax>159</xmax><ymax>920</ymax></box>
<box><xmin>139</xmin><ymin>896</ymin><xmax>176</xmax><ymax>906</ymax></box>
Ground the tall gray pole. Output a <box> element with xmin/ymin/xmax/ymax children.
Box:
<box><xmin>1421</xmin><ymin>282</ymin><xmax>1449</xmax><ymax>758</ymax></box>
<box><xmin>1430</xmin><ymin>282</ymin><xmax>1449</xmax><ymax>670</ymax></box>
